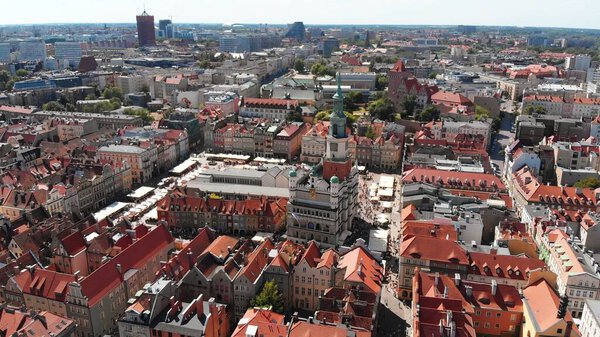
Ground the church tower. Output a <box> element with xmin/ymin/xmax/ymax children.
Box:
<box><xmin>323</xmin><ymin>72</ymin><xmax>353</xmax><ymax>182</ymax></box>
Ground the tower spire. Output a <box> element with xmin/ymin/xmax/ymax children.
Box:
<box><xmin>331</xmin><ymin>71</ymin><xmax>345</xmax><ymax>118</ymax></box>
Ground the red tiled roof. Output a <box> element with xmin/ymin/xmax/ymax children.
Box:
<box><xmin>59</xmin><ymin>231</ymin><xmax>87</xmax><ymax>256</ymax></box>
<box><xmin>12</xmin><ymin>267</ymin><xmax>77</xmax><ymax>301</ymax></box>
<box><xmin>338</xmin><ymin>246</ymin><xmax>383</xmax><ymax>294</ymax></box>
<box><xmin>402</xmin><ymin>168</ymin><xmax>506</xmax><ymax>190</ymax></box>
<box><xmin>79</xmin><ymin>225</ymin><xmax>173</xmax><ymax>306</ymax></box>
<box><xmin>401</xmin><ymin>220</ymin><xmax>458</xmax><ymax>241</ymax></box>
<box><xmin>431</xmin><ymin>91</ymin><xmax>473</xmax><ymax>106</ymax></box>
<box><xmin>203</xmin><ymin>235</ymin><xmax>239</xmax><ymax>260</ymax></box>
<box><xmin>245</xmin><ymin>98</ymin><xmax>299</xmax><ymax>109</ymax></box>
<box><xmin>299</xmin><ymin>241</ymin><xmax>321</xmax><ymax>268</ymax></box>
<box><xmin>231</xmin><ymin>308</ymin><xmax>286</xmax><ymax>337</ymax></box>
<box><xmin>289</xmin><ymin>321</ymin><xmax>371</xmax><ymax>337</ymax></box>
<box><xmin>159</xmin><ymin>227</ymin><xmax>214</xmax><ymax>280</ymax></box>
<box><xmin>400</xmin><ymin>236</ymin><xmax>469</xmax><ymax>265</ymax></box>
<box><xmin>468</xmin><ymin>252</ymin><xmax>545</xmax><ymax>280</ymax></box>
<box><xmin>522</xmin><ymin>278</ymin><xmax>578</xmax><ymax>333</ymax></box>
<box><xmin>238</xmin><ymin>239</ymin><xmax>275</xmax><ymax>283</ymax></box>
<box><xmin>391</xmin><ymin>60</ymin><xmax>407</xmax><ymax>72</ymax></box>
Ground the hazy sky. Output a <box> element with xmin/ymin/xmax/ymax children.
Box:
<box><xmin>3</xmin><ymin>0</ymin><xmax>600</xmax><ymax>29</ymax></box>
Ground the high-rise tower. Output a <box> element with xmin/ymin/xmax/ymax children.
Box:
<box><xmin>136</xmin><ymin>10</ymin><xmax>156</xmax><ymax>47</ymax></box>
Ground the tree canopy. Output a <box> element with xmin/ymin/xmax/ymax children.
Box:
<box><xmin>310</xmin><ymin>61</ymin><xmax>335</xmax><ymax>77</ymax></box>
<box><xmin>401</xmin><ymin>95</ymin><xmax>418</xmax><ymax>119</ymax></box>
<box><xmin>123</xmin><ymin>107</ymin><xmax>154</xmax><ymax>124</ymax></box>
<box><xmin>42</xmin><ymin>101</ymin><xmax>66</xmax><ymax>111</ymax></box>
<box><xmin>574</xmin><ymin>177</ymin><xmax>600</xmax><ymax>189</ymax></box>
<box><xmin>523</xmin><ymin>105</ymin><xmax>547</xmax><ymax>115</ymax></box>
<box><xmin>415</xmin><ymin>105</ymin><xmax>440</xmax><ymax>122</ymax></box>
<box><xmin>368</xmin><ymin>94</ymin><xmax>396</xmax><ymax>121</ymax></box>
<box><xmin>250</xmin><ymin>280</ymin><xmax>284</xmax><ymax>314</ymax></box>
<box><xmin>475</xmin><ymin>105</ymin><xmax>491</xmax><ymax>121</ymax></box>
<box><xmin>294</xmin><ymin>59</ymin><xmax>306</xmax><ymax>74</ymax></box>
<box><xmin>102</xmin><ymin>86</ymin><xmax>124</xmax><ymax>101</ymax></box>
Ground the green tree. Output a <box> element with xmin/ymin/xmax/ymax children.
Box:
<box><xmin>375</xmin><ymin>75</ymin><xmax>388</xmax><ymax>91</ymax></box>
<box><xmin>42</xmin><ymin>101</ymin><xmax>66</xmax><ymax>111</ymax></box>
<box><xmin>85</xmin><ymin>94</ymin><xmax>97</xmax><ymax>100</ymax></box>
<box><xmin>109</xmin><ymin>97</ymin><xmax>122</xmax><ymax>110</ymax></box>
<box><xmin>250</xmin><ymin>280</ymin><xmax>284</xmax><ymax>313</ymax></box>
<box><xmin>401</xmin><ymin>95</ymin><xmax>418</xmax><ymax>118</ymax></box>
<box><xmin>574</xmin><ymin>177</ymin><xmax>600</xmax><ymax>189</ymax></box>
<box><xmin>368</xmin><ymin>94</ymin><xmax>395</xmax><ymax>121</ymax></box>
<box><xmin>415</xmin><ymin>105</ymin><xmax>440</xmax><ymax>122</ymax></box>
<box><xmin>141</xmin><ymin>84</ymin><xmax>150</xmax><ymax>93</ymax></box>
<box><xmin>294</xmin><ymin>59</ymin><xmax>306</xmax><ymax>74</ymax></box>
<box><xmin>287</xmin><ymin>108</ymin><xmax>304</xmax><ymax>122</ymax></box>
<box><xmin>198</xmin><ymin>60</ymin><xmax>211</xmax><ymax>69</ymax></box>
<box><xmin>124</xmin><ymin>107</ymin><xmax>153</xmax><ymax>124</ymax></box>
<box><xmin>475</xmin><ymin>105</ymin><xmax>491</xmax><ymax>121</ymax></box>
<box><xmin>428</xmin><ymin>72</ymin><xmax>439</xmax><ymax>79</ymax></box>
<box><xmin>102</xmin><ymin>86</ymin><xmax>123</xmax><ymax>101</ymax></box>
<box><xmin>310</xmin><ymin>62</ymin><xmax>335</xmax><ymax>77</ymax></box>
<box><xmin>15</xmin><ymin>69</ymin><xmax>28</xmax><ymax>77</ymax></box>
<box><xmin>365</xmin><ymin>126</ymin><xmax>376</xmax><ymax>139</ymax></box>
<box><xmin>314</xmin><ymin>110</ymin><xmax>330</xmax><ymax>121</ymax></box>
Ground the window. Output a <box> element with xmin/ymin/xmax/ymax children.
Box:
<box><xmin>496</xmin><ymin>313</ymin><xmax>502</xmax><ymax>318</ymax></box>
<box><xmin>484</xmin><ymin>323</ymin><xmax>490</xmax><ymax>328</ymax></box>
<box><xmin>474</xmin><ymin>322</ymin><xmax>480</xmax><ymax>328</ymax></box>
<box><xmin>486</xmin><ymin>312</ymin><xmax>492</xmax><ymax>318</ymax></box>
<box><xmin>475</xmin><ymin>310</ymin><xmax>481</xmax><ymax>316</ymax></box>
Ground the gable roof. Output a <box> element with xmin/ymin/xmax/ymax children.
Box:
<box><xmin>337</xmin><ymin>246</ymin><xmax>383</xmax><ymax>294</ymax></box>
<box><xmin>79</xmin><ymin>225</ymin><xmax>173</xmax><ymax>306</ymax></box>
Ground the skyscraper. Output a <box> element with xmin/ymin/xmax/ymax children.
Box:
<box><xmin>158</xmin><ymin>19</ymin><xmax>173</xmax><ymax>39</ymax></box>
<box><xmin>54</xmin><ymin>42</ymin><xmax>82</xmax><ymax>69</ymax></box>
<box><xmin>285</xmin><ymin>22</ymin><xmax>306</xmax><ymax>41</ymax></box>
<box><xmin>18</xmin><ymin>41</ymin><xmax>46</xmax><ymax>61</ymax></box>
<box><xmin>136</xmin><ymin>10</ymin><xmax>156</xmax><ymax>47</ymax></box>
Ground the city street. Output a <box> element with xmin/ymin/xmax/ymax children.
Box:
<box><xmin>490</xmin><ymin>112</ymin><xmax>516</xmax><ymax>172</ymax></box>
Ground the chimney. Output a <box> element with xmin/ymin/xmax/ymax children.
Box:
<box><xmin>446</xmin><ymin>310</ymin><xmax>453</xmax><ymax>326</ymax></box>
<box><xmin>465</xmin><ymin>285</ymin><xmax>473</xmax><ymax>297</ymax></box>
<box><xmin>116</xmin><ymin>263</ymin><xmax>122</xmax><ymax>274</ymax></box>
<box><xmin>491</xmin><ymin>280</ymin><xmax>497</xmax><ymax>296</ymax></box>
<box><xmin>439</xmin><ymin>320</ymin><xmax>444</xmax><ymax>336</ymax></box>
<box><xmin>196</xmin><ymin>294</ymin><xmax>204</xmax><ymax>318</ymax></box>
<box><xmin>187</xmin><ymin>249</ymin><xmax>193</xmax><ymax>267</ymax></box>
<box><xmin>450</xmin><ymin>321</ymin><xmax>456</xmax><ymax>337</ymax></box>
<box><xmin>443</xmin><ymin>286</ymin><xmax>448</xmax><ymax>299</ymax></box>
<box><xmin>454</xmin><ymin>273</ymin><xmax>461</xmax><ymax>286</ymax></box>
<box><xmin>13</xmin><ymin>265</ymin><xmax>20</xmax><ymax>276</ymax></box>
<box><xmin>169</xmin><ymin>296</ymin><xmax>176</xmax><ymax>308</ymax></box>
<box><xmin>435</xmin><ymin>272</ymin><xmax>440</xmax><ymax>286</ymax></box>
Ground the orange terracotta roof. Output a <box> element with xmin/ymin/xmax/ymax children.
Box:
<box><xmin>337</xmin><ymin>246</ymin><xmax>383</xmax><ymax>294</ymax></box>
<box><xmin>468</xmin><ymin>252</ymin><xmax>545</xmax><ymax>281</ymax></box>
<box><xmin>204</xmin><ymin>235</ymin><xmax>239</xmax><ymax>260</ymax></box>
<box><xmin>522</xmin><ymin>278</ymin><xmax>578</xmax><ymax>333</ymax></box>
<box><xmin>231</xmin><ymin>308</ymin><xmax>286</xmax><ymax>337</ymax></box>
<box><xmin>400</xmin><ymin>236</ymin><xmax>469</xmax><ymax>265</ymax></box>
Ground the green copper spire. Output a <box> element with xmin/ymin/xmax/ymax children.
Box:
<box><xmin>331</xmin><ymin>72</ymin><xmax>345</xmax><ymax>118</ymax></box>
<box><xmin>329</xmin><ymin>71</ymin><xmax>347</xmax><ymax>138</ymax></box>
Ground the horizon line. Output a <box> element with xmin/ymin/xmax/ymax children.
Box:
<box><xmin>1</xmin><ymin>22</ymin><xmax>600</xmax><ymax>31</ymax></box>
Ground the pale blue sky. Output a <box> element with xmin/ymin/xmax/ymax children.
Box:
<box><xmin>3</xmin><ymin>0</ymin><xmax>600</xmax><ymax>29</ymax></box>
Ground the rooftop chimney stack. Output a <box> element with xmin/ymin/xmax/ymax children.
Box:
<box><xmin>454</xmin><ymin>273</ymin><xmax>461</xmax><ymax>286</ymax></box>
<box><xmin>491</xmin><ymin>280</ymin><xmax>497</xmax><ymax>296</ymax></box>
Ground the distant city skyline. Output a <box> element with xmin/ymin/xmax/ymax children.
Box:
<box><xmin>3</xmin><ymin>0</ymin><xmax>600</xmax><ymax>30</ymax></box>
